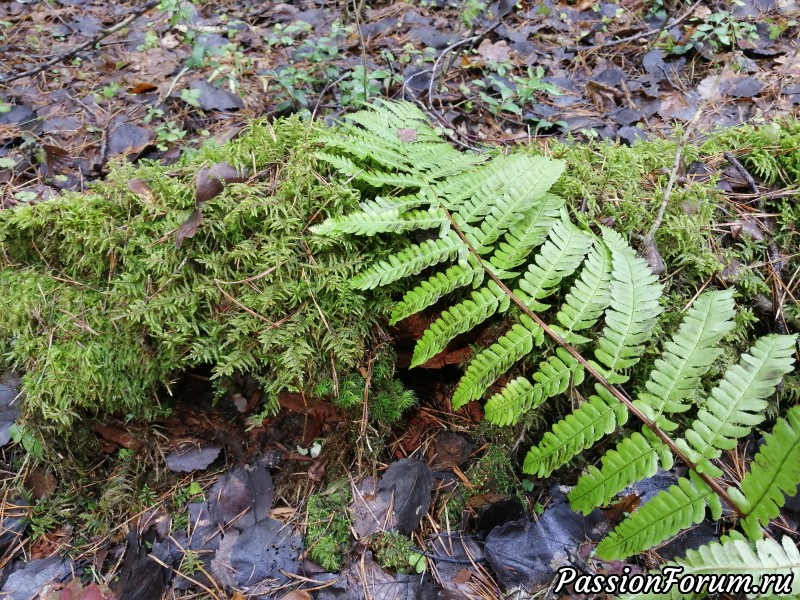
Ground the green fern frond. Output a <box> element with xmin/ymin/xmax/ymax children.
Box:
<box><xmin>313</xmin><ymin>207</ymin><xmax>447</xmax><ymax>237</ymax></box>
<box><xmin>350</xmin><ymin>231</ymin><xmax>465</xmax><ymax>290</ymax></box>
<box><xmin>485</xmin><ymin>349</ymin><xmax>583</xmax><ymax>426</ymax></box>
<box><xmin>466</xmin><ymin>156</ymin><xmax>566</xmax><ymax>252</ymax></box>
<box><xmin>635</xmin><ymin>289</ymin><xmax>737</xmax><ymax>427</ymax></box>
<box><xmin>569</xmin><ymin>429</ymin><xmax>671</xmax><ymax>514</ymax></box>
<box><xmin>452</xmin><ymin>315</ymin><xmax>544</xmax><ymax>409</ymax></box>
<box><xmin>488</xmin><ymin>193</ymin><xmax>564</xmax><ymax>273</ymax></box>
<box><xmin>592</xmin><ymin>227</ymin><xmax>663</xmax><ymax>383</ymax></box>
<box><xmin>411</xmin><ymin>280</ymin><xmax>510</xmax><ymax>368</ymax></box>
<box><xmin>516</xmin><ymin>215</ymin><xmax>594</xmax><ymax>312</ymax></box>
<box><xmin>620</xmin><ymin>536</ymin><xmax>800</xmax><ymax>600</ymax></box>
<box><xmin>730</xmin><ymin>406</ymin><xmax>800</xmax><ymax>541</ymax></box>
<box><xmin>676</xmin><ymin>334</ymin><xmax>797</xmax><ymax>477</ymax></box>
<box><xmin>523</xmin><ymin>385</ymin><xmax>627</xmax><ymax>478</ymax></box>
<box><xmin>390</xmin><ymin>260</ymin><xmax>482</xmax><ymax>325</ymax></box>
<box><xmin>553</xmin><ymin>238</ymin><xmax>613</xmax><ymax>341</ymax></box>
<box><xmin>596</xmin><ymin>472</ymin><xmax>720</xmax><ymax>561</ymax></box>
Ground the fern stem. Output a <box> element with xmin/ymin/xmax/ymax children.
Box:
<box><xmin>438</xmin><ymin>203</ymin><xmax>747</xmax><ymax>519</ymax></box>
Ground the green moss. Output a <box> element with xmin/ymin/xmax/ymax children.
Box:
<box><xmin>305</xmin><ymin>483</ymin><xmax>352</xmax><ymax>571</ymax></box>
<box><xmin>0</xmin><ymin>116</ymin><xmax>393</xmax><ymax>429</ymax></box>
<box><xmin>372</xmin><ymin>531</ymin><xmax>416</xmax><ymax>574</ymax></box>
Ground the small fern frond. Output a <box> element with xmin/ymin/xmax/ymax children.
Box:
<box><xmin>619</xmin><ymin>536</ymin><xmax>800</xmax><ymax>600</ymax></box>
<box><xmin>488</xmin><ymin>193</ymin><xmax>564</xmax><ymax>273</ymax></box>
<box><xmin>569</xmin><ymin>429</ymin><xmax>672</xmax><ymax>514</ymax></box>
<box><xmin>313</xmin><ymin>207</ymin><xmax>447</xmax><ymax>237</ymax></box>
<box><xmin>730</xmin><ymin>406</ymin><xmax>800</xmax><ymax>541</ymax></box>
<box><xmin>676</xmin><ymin>334</ymin><xmax>797</xmax><ymax>477</ymax></box>
<box><xmin>553</xmin><ymin>239</ymin><xmax>613</xmax><ymax>340</ymax></box>
<box><xmin>592</xmin><ymin>227</ymin><xmax>663</xmax><ymax>383</ymax></box>
<box><xmin>467</xmin><ymin>156</ymin><xmax>566</xmax><ymax>252</ymax></box>
<box><xmin>411</xmin><ymin>280</ymin><xmax>510</xmax><ymax>368</ymax></box>
<box><xmin>523</xmin><ymin>385</ymin><xmax>627</xmax><ymax>478</ymax></box>
<box><xmin>350</xmin><ymin>231</ymin><xmax>465</xmax><ymax>290</ymax></box>
<box><xmin>484</xmin><ymin>349</ymin><xmax>583</xmax><ymax>426</ymax></box>
<box><xmin>636</xmin><ymin>289</ymin><xmax>737</xmax><ymax>425</ymax></box>
<box><xmin>390</xmin><ymin>260</ymin><xmax>482</xmax><ymax>325</ymax></box>
<box><xmin>516</xmin><ymin>215</ymin><xmax>594</xmax><ymax>312</ymax></box>
<box><xmin>595</xmin><ymin>472</ymin><xmax>719</xmax><ymax>561</ymax></box>
<box><xmin>451</xmin><ymin>315</ymin><xmax>544</xmax><ymax>409</ymax></box>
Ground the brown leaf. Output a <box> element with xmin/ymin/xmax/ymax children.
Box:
<box><xmin>175</xmin><ymin>209</ymin><xmax>203</xmax><ymax>249</ymax></box>
<box><xmin>94</xmin><ymin>425</ymin><xmax>143</xmax><ymax>450</ymax></box>
<box><xmin>195</xmin><ymin>162</ymin><xmax>246</xmax><ymax>205</ymax></box>
<box><xmin>127</xmin><ymin>179</ymin><xmax>155</xmax><ymax>203</ymax></box>
<box><xmin>277</xmin><ymin>592</ymin><xmax>311</xmax><ymax>600</ymax></box>
<box><xmin>129</xmin><ymin>82</ymin><xmax>158</xmax><ymax>94</ymax></box>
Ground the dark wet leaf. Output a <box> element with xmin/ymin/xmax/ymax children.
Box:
<box><xmin>333</xmin><ymin>551</ymin><xmax>437</xmax><ymax>600</ymax></box>
<box><xmin>127</xmin><ymin>179</ymin><xmax>155</xmax><ymax>203</ymax></box>
<box><xmin>617</xmin><ymin>125</ymin><xmax>648</xmax><ymax>145</ymax></box>
<box><xmin>1</xmin><ymin>556</ymin><xmax>74</xmax><ymax>600</ymax></box>
<box><xmin>408</xmin><ymin>25</ymin><xmax>452</xmax><ymax>49</ymax></box>
<box><xmin>0</xmin><ymin>382</ymin><xmax>20</xmax><ymax>446</ymax></box>
<box><xmin>107</xmin><ymin>124</ymin><xmax>154</xmax><ymax>156</ymax></box>
<box><xmin>195</xmin><ymin>161</ymin><xmax>246</xmax><ymax>204</ymax></box>
<box><xmin>658</xmin><ymin>91</ymin><xmax>699</xmax><ymax>121</ymax></box>
<box><xmin>113</xmin><ymin>529</ymin><xmax>180</xmax><ymax>600</ymax></box>
<box><xmin>208</xmin><ymin>464</ymin><xmax>274</xmax><ymax>530</ymax></box>
<box><xmin>484</xmin><ymin>487</ymin><xmax>607</xmax><ymax>591</ymax></box>
<box><xmin>431</xmin><ymin>432</ymin><xmax>472</xmax><ymax>470</ymax></box>
<box><xmin>230</xmin><ymin>518</ymin><xmax>303</xmax><ymax>586</ymax></box>
<box><xmin>165</xmin><ymin>443</ymin><xmax>222</xmax><ymax>472</ymax></box>
<box><xmin>0</xmin><ymin>497</ymin><xmax>31</xmax><ymax>554</ymax></box>
<box><xmin>189</xmin><ymin>80</ymin><xmax>244</xmax><ymax>111</ymax></box>
<box><xmin>378</xmin><ymin>458</ymin><xmax>434</xmax><ymax>534</ymax></box>
<box><xmin>352</xmin><ymin>459</ymin><xmax>434</xmax><ymax>537</ymax></box>
<box><xmin>727</xmin><ymin>77</ymin><xmax>764</xmax><ymax>98</ymax></box>
<box><xmin>174</xmin><ymin>209</ymin><xmax>203</xmax><ymax>249</ymax></box>
<box><xmin>0</xmin><ymin>104</ymin><xmax>37</xmax><ymax>130</ymax></box>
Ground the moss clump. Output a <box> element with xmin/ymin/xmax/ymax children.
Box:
<box><xmin>0</xmin><ymin>116</ymin><xmax>392</xmax><ymax>429</ymax></box>
<box><xmin>305</xmin><ymin>483</ymin><xmax>352</xmax><ymax>571</ymax></box>
<box><xmin>372</xmin><ymin>531</ymin><xmax>417</xmax><ymax>574</ymax></box>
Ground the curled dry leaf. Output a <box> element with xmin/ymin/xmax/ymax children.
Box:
<box><xmin>195</xmin><ymin>161</ymin><xmax>246</xmax><ymax>205</ymax></box>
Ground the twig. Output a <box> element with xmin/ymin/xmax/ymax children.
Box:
<box><xmin>0</xmin><ymin>0</ymin><xmax>161</xmax><ymax>85</ymax></box>
<box><xmin>438</xmin><ymin>204</ymin><xmax>747</xmax><ymax>519</ymax></box>
<box><xmin>643</xmin><ymin>72</ymin><xmax>723</xmax><ymax>248</ymax></box>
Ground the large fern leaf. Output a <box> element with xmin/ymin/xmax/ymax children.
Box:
<box><xmin>551</xmin><ymin>238</ymin><xmax>613</xmax><ymax>343</ymax></box>
<box><xmin>484</xmin><ymin>349</ymin><xmax>583</xmax><ymax>426</ymax></box>
<box><xmin>619</xmin><ymin>536</ymin><xmax>800</xmax><ymax>600</ymax></box>
<box><xmin>515</xmin><ymin>215</ymin><xmax>594</xmax><ymax>312</ymax></box>
<box><xmin>730</xmin><ymin>405</ymin><xmax>800</xmax><ymax>541</ymax></box>
<box><xmin>350</xmin><ymin>231</ymin><xmax>465</xmax><ymax>290</ymax></box>
<box><xmin>390</xmin><ymin>260</ymin><xmax>482</xmax><ymax>325</ymax></box>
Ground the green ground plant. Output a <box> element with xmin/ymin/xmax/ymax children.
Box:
<box><xmin>314</xmin><ymin>100</ymin><xmax>800</xmax><ymax>593</ymax></box>
<box><xmin>305</xmin><ymin>483</ymin><xmax>352</xmax><ymax>571</ymax></box>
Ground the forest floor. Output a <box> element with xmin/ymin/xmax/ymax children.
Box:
<box><xmin>1</xmin><ymin>0</ymin><xmax>800</xmax><ymax>599</ymax></box>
